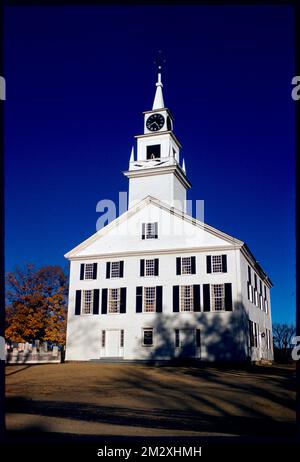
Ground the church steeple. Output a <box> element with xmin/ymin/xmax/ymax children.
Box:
<box><xmin>123</xmin><ymin>58</ymin><xmax>191</xmax><ymax>212</ymax></box>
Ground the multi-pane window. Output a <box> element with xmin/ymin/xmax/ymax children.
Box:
<box><xmin>264</xmin><ymin>299</ymin><xmax>268</xmax><ymax>315</ymax></box>
<box><xmin>249</xmin><ymin>321</ymin><xmax>258</xmax><ymax>347</ymax></box>
<box><xmin>106</xmin><ymin>261</ymin><xmax>123</xmax><ymax>279</ymax></box>
<box><xmin>80</xmin><ymin>263</ymin><xmax>97</xmax><ymax>281</ymax></box>
<box><xmin>259</xmin><ymin>280</ymin><xmax>263</xmax><ymax>309</ymax></box>
<box><xmin>264</xmin><ymin>286</ymin><xmax>268</xmax><ymax>314</ymax></box>
<box><xmin>108</xmin><ymin>288</ymin><xmax>121</xmax><ymax>313</ymax></box>
<box><xmin>211</xmin><ymin>284</ymin><xmax>225</xmax><ymax>311</ymax></box>
<box><xmin>180</xmin><ymin>285</ymin><xmax>193</xmax><ymax>312</ymax></box>
<box><xmin>145</xmin><ymin>222</ymin><xmax>158</xmax><ymax>239</ymax></box>
<box><xmin>248</xmin><ymin>283</ymin><xmax>253</xmax><ymax>302</ymax></box>
<box><xmin>178</xmin><ymin>256</ymin><xmax>196</xmax><ymax>275</ymax></box>
<box><xmin>84</xmin><ymin>264</ymin><xmax>94</xmax><ymax>280</ymax></box>
<box><xmin>254</xmin><ymin>274</ymin><xmax>258</xmax><ymax>306</ymax></box>
<box><xmin>145</xmin><ymin>259</ymin><xmax>155</xmax><ymax>276</ymax></box>
<box><xmin>181</xmin><ymin>257</ymin><xmax>192</xmax><ymax>275</ymax></box>
<box><xmin>140</xmin><ymin>259</ymin><xmax>159</xmax><ymax>277</ymax></box>
<box><xmin>144</xmin><ymin>287</ymin><xmax>156</xmax><ymax>312</ymax></box>
<box><xmin>111</xmin><ymin>261</ymin><xmax>120</xmax><ymax>278</ymax></box>
<box><xmin>254</xmin><ymin>289</ymin><xmax>258</xmax><ymax>306</ymax></box>
<box><xmin>212</xmin><ymin>255</ymin><xmax>223</xmax><ymax>273</ymax></box>
<box><xmin>260</xmin><ymin>294</ymin><xmax>263</xmax><ymax>310</ymax></box>
<box><xmin>101</xmin><ymin>330</ymin><xmax>106</xmax><ymax>348</ymax></box>
<box><xmin>207</xmin><ymin>255</ymin><xmax>226</xmax><ymax>274</ymax></box>
<box><xmin>120</xmin><ymin>330</ymin><xmax>124</xmax><ymax>348</ymax></box>
<box><xmin>82</xmin><ymin>290</ymin><xmax>93</xmax><ymax>314</ymax></box>
<box><xmin>247</xmin><ymin>266</ymin><xmax>253</xmax><ymax>303</ymax></box>
<box><xmin>142</xmin><ymin>328</ymin><xmax>153</xmax><ymax>346</ymax></box>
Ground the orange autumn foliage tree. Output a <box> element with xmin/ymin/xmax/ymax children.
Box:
<box><xmin>5</xmin><ymin>265</ymin><xmax>68</xmax><ymax>346</ymax></box>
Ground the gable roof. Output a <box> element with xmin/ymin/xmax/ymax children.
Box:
<box><xmin>65</xmin><ymin>195</ymin><xmax>243</xmax><ymax>258</ymax></box>
<box><xmin>64</xmin><ymin>195</ymin><xmax>272</xmax><ymax>287</ymax></box>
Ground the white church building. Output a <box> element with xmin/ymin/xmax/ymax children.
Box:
<box><xmin>65</xmin><ymin>67</ymin><xmax>273</xmax><ymax>363</ymax></box>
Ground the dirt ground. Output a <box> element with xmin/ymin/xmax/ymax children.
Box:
<box><xmin>5</xmin><ymin>362</ymin><xmax>296</xmax><ymax>440</ymax></box>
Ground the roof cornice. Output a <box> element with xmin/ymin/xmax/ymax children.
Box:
<box><xmin>240</xmin><ymin>244</ymin><xmax>273</xmax><ymax>287</ymax></box>
<box><xmin>143</xmin><ymin>107</ymin><xmax>175</xmax><ymax>120</ymax></box>
<box><xmin>134</xmin><ymin>131</ymin><xmax>182</xmax><ymax>149</ymax></box>
<box><xmin>68</xmin><ymin>244</ymin><xmax>242</xmax><ymax>261</ymax></box>
<box><xmin>123</xmin><ymin>163</ymin><xmax>192</xmax><ymax>190</ymax></box>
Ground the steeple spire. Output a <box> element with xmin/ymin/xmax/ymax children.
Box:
<box><xmin>152</xmin><ymin>51</ymin><xmax>165</xmax><ymax>110</ymax></box>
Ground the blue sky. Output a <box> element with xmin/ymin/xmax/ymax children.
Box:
<box><xmin>4</xmin><ymin>5</ymin><xmax>295</xmax><ymax>324</ymax></box>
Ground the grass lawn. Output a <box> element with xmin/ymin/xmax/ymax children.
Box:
<box><xmin>5</xmin><ymin>362</ymin><xmax>296</xmax><ymax>440</ymax></box>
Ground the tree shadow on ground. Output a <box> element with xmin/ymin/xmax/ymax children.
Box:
<box><xmin>5</xmin><ymin>302</ymin><xmax>296</xmax><ymax>440</ymax></box>
<box><xmin>5</xmin><ymin>365</ymin><xmax>33</xmax><ymax>377</ymax></box>
<box><xmin>6</xmin><ymin>396</ymin><xmax>296</xmax><ymax>438</ymax></box>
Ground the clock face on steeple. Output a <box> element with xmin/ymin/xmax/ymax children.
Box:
<box><xmin>146</xmin><ymin>113</ymin><xmax>165</xmax><ymax>132</ymax></box>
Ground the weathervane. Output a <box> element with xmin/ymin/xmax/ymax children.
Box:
<box><xmin>154</xmin><ymin>50</ymin><xmax>166</xmax><ymax>73</ymax></box>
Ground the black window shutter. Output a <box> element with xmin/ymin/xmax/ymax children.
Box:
<box><xmin>156</xmin><ymin>286</ymin><xmax>163</xmax><ymax>312</ymax></box>
<box><xmin>206</xmin><ymin>256</ymin><xmax>212</xmax><ymax>273</ymax></box>
<box><xmin>75</xmin><ymin>290</ymin><xmax>81</xmax><ymax>315</ymax></box>
<box><xmin>140</xmin><ymin>259</ymin><xmax>145</xmax><ymax>277</ymax></box>
<box><xmin>93</xmin><ymin>289</ymin><xmax>99</xmax><ymax>314</ymax></box>
<box><xmin>101</xmin><ymin>288</ymin><xmax>108</xmax><ymax>314</ymax></box>
<box><xmin>154</xmin><ymin>258</ymin><xmax>159</xmax><ymax>276</ymax></box>
<box><xmin>119</xmin><ymin>261</ymin><xmax>124</xmax><ymax>278</ymax></box>
<box><xmin>248</xmin><ymin>266</ymin><xmax>252</xmax><ymax>283</ymax></box>
<box><xmin>106</xmin><ymin>262</ymin><xmax>111</xmax><ymax>279</ymax></box>
<box><xmin>173</xmin><ymin>286</ymin><xmax>180</xmax><ymax>312</ymax></box>
<box><xmin>120</xmin><ymin>287</ymin><xmax>126</xmax><ymax>313</ymax></box>
<box><xmin>176</xmin><ymin>257</ymin><xmax>181</xmax><ymax>275</ymax></box>
<box><xmin>193</xmin><ymin>285</ymin><xmax>201</xmax><ymax>312</ymax></box>
<box><xmin>175</xmin><ymin>329</ymin><xmax>180</xmax><ymax>348</ymax></box>
<box><xmin>203</xmin><ymin>284</ymin><xmax>210</xmax><ymax>312</ymax></box>
<box><xmin>249</xmin><ymin>320</ymin><xmax>254</xmax><ymax>347</ymax></box>
<box><xmin>222</xmin><ymin>255</ymin><xmax>227</xmax><ymax>273</ymax></box>
<box><xmin>80</xmin><ymin>264</ymin><xmax>84</xmax><ymax>280</ymax></box>
<box><xmin>93</xmin><ymin>263</ymin><xmax>97</xmax><ymax>279</ymax></box>
<box><xmin>191</xmin><ymin>256</ymin><xmax>196</xmax><ymax>274</ymax></box>
<box><xmin>196</xmin><ymin>329</ymin><xmax>201</xmax><ymax>348</ymax></box>
<box><xmin>136</xmin><ymin>286</ymin><xmax>143</xmax><ymax>312</ymax></box>
<box><xmin>154</xmin><ymin>222</ymin><xmax>158</xmax><ymax>239</ymax></box>
<box><xmin>142</xmin><ymin>223</ymin><xmax>145</xmax><ymax>240</ymax></box>
<box><xmin>225</xmin><ymin>283</ymin><xmax>233</xmax><ymax>311</ymax></box>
